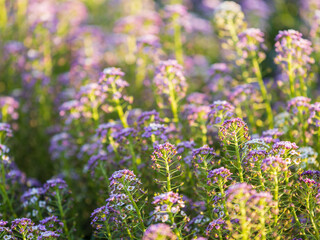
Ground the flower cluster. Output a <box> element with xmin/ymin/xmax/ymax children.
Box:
<box><xmin>152</xmin><ymin>192</ymin><xmax>187</xmax><ymax>224</ymax></box>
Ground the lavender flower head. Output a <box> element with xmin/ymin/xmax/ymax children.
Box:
<box><xmin>49</xmin><ymin>132</ymin><xmax>77</xmax><ymax>161</ymax></box>
<box><xmin>206</xmin><ymin>219</ymin><xmax>225</xmax><ymax>236</ymax></box>
<box><xmin>287</xmin><ymin>96</ymin><xmax>311</xmax><ymax>115</ymax></box>
<box><xmin>226</xmin><ymin>183</ymin><xmax>254</xmax><ymax>203</ymax></box>
<box><xmin>213</xmin><ymin>1</ymin><xmax>245</xmax><ymax>31</ymax></box>
<box><xmin>151</xmin><ymin>143</ymin><xmax>181</xmax><ymax>172</ymax></box>
<box><xmin>98</xmin><ymin>67</ymin><xmax>132</xmax><ymax>103</ymax></box>
<box><xmin>21</xmin><ymin>187</ymin><xmax>44</xmax><ymax>208</ymax></box>
<box><xmin>143</xmin><ymin>223</ymin><xmax>177</xmax><ymax>240</ymax></box>
<box><xmin>213</xmin><ymin>1</ymin><xmax>246</xmax><ymax>60</ymax></box>
<box><xmin>154</xmin><ymin>60</ymin><xmax>188</xmax><ymax>100</ymax></box>
<box><xmin>192</xmin><ymin>146</ymin><xmax>216</xmax><ymax>168</ymax></box>
<box><xmin>261</xmin><ymin>156</ymin><xmax>288</xmax><ymax>172</ymax></box>
<box><xmin>299</xmin><ymin>170</ymin><xmax>320</xmax><ymax>187</ymax></box>
<box><xmin>261</xmin><ymin>128</ymin><xmax>284</xmax><ymax>144</ymax></box>
<box><xmin>237</xmin><ymin>28</ymin><xmax>266</xmax><ymax>61</ymax></box>
<box><xmin>275</xmin><ymin>30</ymin><xmax>314</xmax><ymax>76</ymax></box>
<box><xmin>182</xmin><ymin>104</ymin><xmax>210</xmax><ymax>126</ymax></box>
<box><xmin>11</xmin><ymin>218</ymin><xmax>34</xmax><ymax>237</ymax></box>
<box><xmin>43</xmin><ymin>178</ymin><xmax>69</xmax><ymax>197</ymax></box>
<box><xmin>207</xmin><ymin>167</ymin><xmax>232</xmax><ymax>185</ymax></box>
<box><xmin>0</xmin><ymin>96</ymin><xmax>19</xmax><ymax>121</ymax></box>
<box><xmin>0</xmin><ymin>123</ymin><xmax>13</xmax><ymax>141</ymax></box>
<box><xmin>153</xmin><ymin>192</ymin><xmax>186</xmax><ymax>223</ymax></box>
<box><xmin>299</xmin><ymin>147</ymin><xmax>318</xmax><ymax>169</ymax></box>
<box><xmin>271</xmin><ymin>141</ymin><xmax>300</xmax><ymax>162</ymax></box>
<box><xmin>109</xmin><ymin>169</ymin><xmax>142</xmax><ymax>195</ymax></box>
<box><xmin>219</xmin><ymin>118</ymin><xmax>250</xmax><ymax>143</ymax></box>
<box><xmin>208</xmin><ymin>100</ymin><xmax>234</xmax><ymax>125</ymax></box>
<box><xmin>308</xmin><ymin>102</ymin><xmax>320</xmax><ymax>126</ymax></box>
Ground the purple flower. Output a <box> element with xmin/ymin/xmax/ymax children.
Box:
<box><xmin>208</xmin><ymin>100</ymin><xmax>234</xmax><ymax>125</ymax></box>
<box><xmin>206</xmin><ymin>219</ymin><xmax>225</xmax><ymax>235</ymax></box>
<box><xmin>152</xmin><ymin>192</ymin><xmax>186</xmax><ymax>223</ymax></box>
<box><xmin>151</xmin><ymin>142</ymin><xmax>181</xmax><ymax>171</ymax></box>
<box><xmin>0</xmin><ymin>123</ymin><xmax>13</xmax><ymax>140</ymax></box>
<box><xmin>49</xmin><ymin>132</ymin><xmax>77</xmax><ymax>161</ymax></box>
<box><xmin>21</xmin><ymin>187</ymin><xmax>45</xmax><ymax>207</ymax></box>
<box><xmin>261</xmin><ymin>128</ymin><xmax>284</xmax><ymax>144</ymax></box>
<box><xmin>238</xmin><ymin>28</ymin><xmax>266</xmax><ymax>57</ymax></box>
<box><xmin>219</xmin><ymin>118</ymin><xmax>250</xmax><ymax>143</ymax></box>
<box><xmin>308</xmin><ymin>102</ymin><xmax>320</xmax><ymax>126</ymax></box>
<box><xmin>39</xmin><ymin>216</ymin><xmax>63</xmax><ymax>234</ymax></box>
<box><xmin>275</xmin><ymin>30</ymin><xmax>314</xmax><ymax>76</ymax></box>
<box><xmin>98</xmin><ymin>67</ymin><xmax>132</xmax><ymax>105</ymax></box>
<box><xmin>207</xmin><ymin>167</ymin><xmax>232</xmax><ymax>185</ymax></box>
<box><xmin>299</xmin><ymin>170</ymin><xmax>320</xmax><ymax>187</ymax></box>
<box><xmin>0</xmin><ymin>96</ymin><xmax>19</xmax><ymax>121</ymax></box>
<box><xmin>143</xmin><ymin>223</ymin><xmax>177</xmax><ymax>240</ymax></box>
<box><xmin>154</xmin><ymin>60</ymin><xmax>188</xmax><ymax>100</ymax></box>
<box><xmin>192</xmin><ymin>145</ymin><xmax>216</xmax><ymax>167</ymax></box>
<box><xmin>287</xmin><ymin>96</ymin><xmax>311</xmax><ymax>115</ymax></box>
<box><xmin>109</xmin><ymin>169</ymin><xmax>142</xmax><ymax>195</ymax></box>
<box><xmin>271</xmin><ymin>141</ymin><xmax>300</xmax><ymax>160</ymax></box>
<box><xmin>261</xmin><ymin>156</ymin><xmax>287</xmax><ymax>172</ymax></box>
<box><xmin>43</xmin><ymin>178</ymin><xmax>69</xmax><ymax>197</ymax></box>
<box><xmin>182</xmin><ymin>104</ymin><xmax>210</xmax><ymax>126</ymax></box>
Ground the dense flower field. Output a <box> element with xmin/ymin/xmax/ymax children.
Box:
<box><xmin>2</xmin><ymin>0</ymin><xmax>320</xmax><ymax>239</ymax></box>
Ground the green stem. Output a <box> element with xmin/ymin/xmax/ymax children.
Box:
<box><xmin>105</xmin><ymin>222</ymin><xmax>112</xmax><ymax>239</ymax></box>
<box><xmin>200</xmin><ymin>113</ymin><xmax>208</xmax><ymax>145</ymax></box>
<box><xmin>240</xmin><ymin>198</ymin><xmax>249</xmax><ymax>240</ymax></box>
<box><xmin>99</xmin><ymin>162</ymin><xmax>110</xmax><ymax>193</ymax></box>
<box><xmin>274</xmin><ymin>172</ymin><xmax>279</xmax><ymax>225</ymax></box>
<box><xmin>306</xmin><ymin>192</ymin><xmax>320</xmax><ymax>240</ymax></box>
<box><xmin>123</xmin><ymin>183</ymin><xmax>145</xmax><ymax>232</ymax></box>
<box><xmin>165</xmin><ymin>154</ymin><xmax>172</xmax><ymax>192</ymax></box>
<box><xmin>173</xmin><ymin>14</ymin><xmax>184</xmax><ymax>65</ymax></box>
<box><xmin>234</xmin><ymin>137</ymin><xmax>244</xmax><ymax>182</ymax></box>
<box><xmin>55</xmin><ymin>190</ymin><xmax>71</xmax><ymax>240</ymax></box>
<box><xmin>299</xmin><ymin>75</ymin><xmax>307</xmax><ymax>97</ymax></box>
<box><xmin>251</xmin><ymin>55</ymin><xmax>274</xmax><ymax>128</ymax></box>
<box><xmin>0</xmin><ymin>164</ymin><xmax>16</xmax><ymax>218</ymax></box>
<box><xmin>287</xmin><ymin>42</ymin><xmax>295</xmax><ymax>98</ymax></box>
<box><xmin>168</xmin><ymin>204</ymin><xmax>182</xmax><ymax>240</ymax></box>
<box><xmin>111</xmin><ymin>81</ymin><xmax>138</xmax><ymax>172</ymax></box>
<box><xmin>168</xmin><ymin>72</ymin><xmax>179</xmax><ymax>124</ymax></box>
<box><xmin>0</xmin><ymin>0</ymin><xmax>7</xmax><ymax>31</ymax></box>
<box><xmin>259</xmin><ymin>202</ymin><xmax>266</xmax><ymax>240</ymax></box>
<box><xmin>218</xmin><ymin>180</ymin><xmax>230</xmax><ymax>220</ymax></box>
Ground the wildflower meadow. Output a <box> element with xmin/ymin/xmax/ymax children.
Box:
<box><xmin>2</xmin><ymin>0</ymin><xmax>320</xmax><ymax>239</ymax></box>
